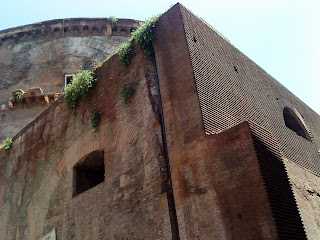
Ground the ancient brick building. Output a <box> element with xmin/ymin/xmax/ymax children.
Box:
<box><xmin>1</xmin><ymin>3</ymin><xmax>320</xmax><ymax>240</ymax></box>
<box><xmin>0</xmin><ymin>17</ymin><xmax>140</xmax><ymax>141</ymax></box>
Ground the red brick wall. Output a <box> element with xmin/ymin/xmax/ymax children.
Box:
<box><xmin>179</xmin><ymin>4</ymin><xmax>320</xmax><ymax>175</ymax></box>
<box><xmin>0</xmin><ymin>18</ymin><xmax>140</xmax><ymax>142</ymax></box>
<box><xmin>1</xmin><ymin>3</ymin><xmax>319</xmax><ymax>239</ymax></box>
<box><xmin>154</xmin><ymin>5</ymin><xmax>279</xmax><ymax>239</ymax></box>
<box><xmin>0</xmin><ymin>50</ymin><xmax>172</xmax><ymax>239</ymax></box>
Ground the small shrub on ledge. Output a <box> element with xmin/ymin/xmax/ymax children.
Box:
<box><xmin>118</xmin><ymin>14</ymin><xmax>162</xmax><ymax>66</ymax></box>
<box><xmin>15</xmin><ymin>91</ymin><xmax>24</xmax><ymax>101</ymax></box>
<box><xmin>1</xmin><ymin>137</ymin><xmax>13</xmax><ymax>150</ymax></box>
<box><xmin>65</xmin><ymin>70</ymin><xmax>96</xmax><ymax>109</ymax></box>
<box><xmin>131</xmin><ymin>14</ymin><xmax>162</xmax><ymax>61</ymax></box>
<box><xmin>107</xmin><ymin>16</ymin><xmax>118</xmax><ymax>26</ymax></box>
<box><xmin>91</xmin><ymin>58</ymin><xmax>104</xmax><ymax>71</ymax></box>
<box><xmin>118</xmin><ymin>42</ymin><xmax>133</xmax><ymax>67</ymax></box>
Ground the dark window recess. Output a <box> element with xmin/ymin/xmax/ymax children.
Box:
<box><xmin>73</xmin><ymin>150</ymin><xmax>105</xmax><ymax>197</ymax></box>
<box><xmin>64</xmin><ymin>74</ymin><xmax>75</xmax><ymax>91</ymax></box>
<box><xmin>66</xmin><ymin>76</ymin><xmax>73</xmax><ymax>85</ymax></box>
<box><xmin>283</xmin><ymin>107</ymin><xmax>311</xmax><ymax>141</ymax></box>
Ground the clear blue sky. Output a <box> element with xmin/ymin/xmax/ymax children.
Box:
<box><xmin>1</xmin><ymin>0</ymin><xmax>319</xmax><ymax>115</ymax></box>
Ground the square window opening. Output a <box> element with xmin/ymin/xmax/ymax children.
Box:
<box><xmin>64</xmin><ymin>74</ymin><xmax>75</xmax><ymax>91</ymax></box>
<box><xmin>73</xmin><ymin>150</ymin><xmax>105</xmax><ymax>197</ymax></box>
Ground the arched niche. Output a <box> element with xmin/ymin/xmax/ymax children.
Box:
<box><xmin>283</xmin><ymin>107</ymin><xmax>312</xmax><ymax>142</ymax></box>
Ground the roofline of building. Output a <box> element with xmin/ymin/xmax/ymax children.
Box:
<box><xmin>0</xmin><ymin>17</ymin><xmax>142</xmax><ymax>38</ymax></box>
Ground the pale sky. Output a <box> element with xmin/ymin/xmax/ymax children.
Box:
<box><xmin>1</xmin><ymin>0</ymin><xmax>319</xmax><ymax>114</ymax></box>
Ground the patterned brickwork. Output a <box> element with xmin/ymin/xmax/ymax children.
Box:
<box><xmin>154</xmin><ymin>5</ymin><xmax>289</xmax><ymax>239</ymax></box>
<box><xmin>0</xmin><ymin>18</ymin><xmax>141</xmax><ymax>143</ymax></box>
<box><xmin>179</xmin><ymin>5</ymin><xmax>320</xmax><ymax>176</ymax></box>
<box><xmin>249</xmin><ymin>122</ymin><xmax>307</xmax><ymax>239</ymax></box>
<box><xmin>0</xmin><ymin>50</ymin><xmax>172</xmax><ymax>240</ymax></box>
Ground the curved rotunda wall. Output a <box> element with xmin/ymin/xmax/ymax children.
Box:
<box><xmin>0</xmin><ymin>18</ymin><xmax>140</xmax><ymax>141</ymax></box>
<box><xmin>0</xmin><ymin>18</ymin><xmax>140</xmax><ymax>106</ymax></box>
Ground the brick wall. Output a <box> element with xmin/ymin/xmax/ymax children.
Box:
<box><xmin>0</xmin><ymin>49</ymin><xmax>172</xmax><ymax>239</ymax></box>
<box><xmin>154</xmin><ymin>3</ymin><xmax>316</xmax><ymax>239</ymax></box>
<box><xmin>1</xmin><ymin>3</ymin><xmax>320</xmax><ymax>239</ymax></box>
<box><xmin>178</xmin><ymin>4</ymin><xmax>320</xmax><ymax>175</ymax></box>
<box><xmin>0</xmin><ymin>18</ymin><xmax>139</xmax><ymax>142</ymax></box>
<box><xmin>154</xmin><ymin>5</ymin><xmax>279</xmax><ymax>239</ymax></box>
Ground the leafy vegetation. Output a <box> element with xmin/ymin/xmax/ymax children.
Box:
<box><xmin>65</xmin><ymin>70</ymin><xmax>96</xmax><ymax>109</ymax></box>
<box><xmin>90</xmin><ymin>110</ymin><xmax>101</xmax><ymax>132</ymax></box>
<box><xmin>118</xmin><ymin>14</ymin><xmax>162</xmax><ymax>66</ymax></box>
<box><xmin>118</xmin><ymin>42</ymin><xmax>133</xmax><ymax>67</ymax></box>
<box><xmin>121</xmin><ymin>82</ymin><xmax>138</xmax><ymax>104</ymax></box>
<box><xmin>92</xmin><ymin>58</ymin><xmax>104</xmax><ymax>71</ymax></box>
<box><xmin>1</xmin><ymin>137</ymin><xmax>13</xmax><ymax>150</ymax></box>
<box><xmin>107</xmin><ymin>16</ymin><xmax>118</xmax><ymax>26</ymax></box>
<box><xmin>131</xmin><ymin>14</ymin><xmax>162</xmax><ymax>60</ymax></box>
<box><xmin>15</xmin><ymin>91</ymin><xmax>24</xmax><ymax>101</ymax></box>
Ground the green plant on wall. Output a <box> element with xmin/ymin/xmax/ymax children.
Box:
<box><xmin>65</xmin><ymin>70</ymin><xmax>96</xmax><ymax>109</ymax></box>
<box><xmin>121</xmin><ymin>82</ymin><xmax>138</xmax><ymax>104</ymax></box>
<box><xmin>118</xmin><ymin>14</ymin><xmax>162</xmax><ymax>66</ymax></box>
<box><xmin>131</xmin><ymin>14</ymin><xmax>162</xmax><ymax>60</ymax></box>
<box><xmin>92</xmin><ymin>58</ymin><xmax>104</xmax><ymax>71</ymax></box>
<box><xmin>15</xmin><ymin>91</ymin><xmax>24</xmax><ymax>101</ymax></box>
<box><xmin>118</xmin><ymin>42</ymin><xmax>133</xmax><ymax>67</ymax></box>
<box><xmin>1</xmin><ymin>137</ymin><xmax>13</xmax><ymax>150</ymax></box>
<box><xmin>107</xmin><ymin>16</ymin><xmax>118</xmax><ymax>26</ymax></box>
<box><xmin>90</xmin><ymin>110</ymin><xmax>101</xmax><ymax>132</ymax></box>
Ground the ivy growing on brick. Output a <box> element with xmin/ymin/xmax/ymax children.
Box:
<box><xmin>118</xmin><ymin>42</ymin><xmax>133</xmax><ymax>67</ymax></box>
<box><xmin>121</xmin><ymin>82</ymin><xmax>138</xmax><ymax>104</ymax></box>
<box><xmin>131</xmin><ymin>14</ymin><xmax>162</xmax><ymax>60</ymax></box>
<box><xmin>118</xmin><ymin>14</ymin><xmax>162</xmax><ymax>66</ymax></box>
<box><xmin>1</xmin><ymin>137</ymin><xmax>13</xmax><ymax>150</ymax></box>
<box><xmin>65</xmin><ymin>70</ymin><xmax>96</xmax><ymax>109</ymax></box>
<box><xmin>90</xmin><ymin>110</ymin><xmax>101</xmax><ymax>132</ymax></box>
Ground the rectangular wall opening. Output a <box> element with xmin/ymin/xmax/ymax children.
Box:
<box><xmin>73</xmin><ymin>150</ymin><xmax>105</xmax><ymax>197</ymax></box>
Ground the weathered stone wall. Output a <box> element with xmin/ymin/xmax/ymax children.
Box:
<box><xmin>0</xmin><ymin>35</ymin><xmax>122</xmax><ymax>98</ymax></box>
<box><xmin>154</xmin><ymin>6</ymin><xmax>279</xmax><ymax>239</ymax></box>
<box><xmin>0</xmin><ymin>104</ymin><xmax>49</xmax><ymax>144</ymax></box>
<box><xmin>154</xmin><ymin>4</ymin><xmax>320</xmax><ymax>239</ymax></box>
<box><xmin>0</xmin><ymin>50</ymin><xmax>172</xmax><ymax>239</ymax></box>
<box><xmin>0</xmin><ymin>18</ymin><xmax>140</xmax><ymax>105</ymax></box>
<box><xmin>177</xmin><ymin>4</ymin><xmax>320</xmax><ymax>171</ymax></box>
<box><xmin>1</xmin><ymin>4</ymin><xmax>320</xmax><ymax>240</ymax></box>
<box><xmin>285</xmin><ymin>160</ymin><xmax>320</xmax><ymax>239</ymax></box>
<box><xmin>0</xmin><ymin>18</ymin><xmax>140</xmax><ymax>141</ymax></box>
